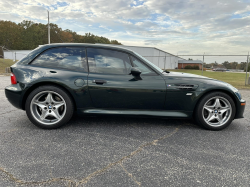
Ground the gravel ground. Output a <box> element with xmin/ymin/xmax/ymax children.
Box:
<box><xmin>0</xmin><ymin>76</ymin><xmax>249</xmax><ymax>187</ymax></box>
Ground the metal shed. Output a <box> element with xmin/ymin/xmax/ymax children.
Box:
<box><xmin>119</xmin><ymin>45</ymin><xmax>185</xmax><ymax>69</ymax></box>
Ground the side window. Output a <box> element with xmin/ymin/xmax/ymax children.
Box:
<box><xmin>31</xmin><ymin>47</ymin><xmax>87</xmax><ymax>72</ymax></box>
<box><xmin>130</xmin><ymin>56</ymin><xmax>157</xmax><ymax>75</ymax></box>
<box><xmin>87</xmin><ymin>48</ymin><xmax>132</xmax><ymax>74</ymax></box>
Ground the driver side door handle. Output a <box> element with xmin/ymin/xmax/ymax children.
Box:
<box><xmin>92</xmin><ymin>80</ymin><xmax>107</xmax><ymax>85</ymax></box>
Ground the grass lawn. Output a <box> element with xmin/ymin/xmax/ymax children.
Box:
<box><xmin>0</xmin><ymin>58</ymin><xmax>16</xmax><ymax>74</ymax></box>
<box><xmin>170</xmin><ymin>69</ymin><xmax>250</xmax><ymax>90</ymax></box>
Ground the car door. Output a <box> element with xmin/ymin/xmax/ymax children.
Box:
<box><xmin>87</xmin><ymin>48</ymin><xmax>166</xmax><ymax>110</ymax></box>
<box><xmin>29</xmin><ymin>47</ymin><xmax>92</xmax><ymax>109</ymax></box>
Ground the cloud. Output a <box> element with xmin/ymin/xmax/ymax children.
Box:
<box><xmin>0</xmin><ymin>0</ymin><xmax>250</xmax><ymax>59</ymax></box>
<box><xmin>144</xmin><ymin>40</ymin><xmax>163</xmax><ymax>45</ymax></box>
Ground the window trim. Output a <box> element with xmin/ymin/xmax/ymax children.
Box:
<box><xmin>29</xmin><ymin>47</ymin><xmax>88</xmax><ymax>73</ymax></box>
<box><xmin>129</xmin><ymin>55</ymin><xmax>158</xmax><ymax>76</ymax></box>
<box><xmin>86</xmin><ymin>47</ymin><xmax>132</xmax><ymax>75</ymax></box>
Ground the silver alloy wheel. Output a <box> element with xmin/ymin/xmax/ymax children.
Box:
<box><xmin>30</xmin><ymin>91</ymin><xmax>67</xmax><ymax>125</ymax></box>
<box><xmin>202</xmin><ymin>96</ymin><xmax>232</xmax><ymax>127</ymax></box>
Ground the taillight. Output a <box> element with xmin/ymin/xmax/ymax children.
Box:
<box><xmin>11</xmin><ymin>73</ymin><xmax>17</xmax><ymax>84</ymax></box>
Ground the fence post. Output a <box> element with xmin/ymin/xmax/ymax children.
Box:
<box><xmin>248</xmin><ymin>55</ymin><xmax>250</xmax><ymax>85</ymax></box>
<box><xmin>164</xmin><ymin>55</ymin><xmax>166</xmax><ymax>70</ymax></box>
<box><xmin>15</xmin><ymin>52</ymin><xmax>16</xmax><ymax>62</ymax></box>
<box><xmin>202</xmin><ymin>53</ymin><xmax>205</xmax><ymax>75</ymax></box>
<box><xmin>245</xmin><ymin>52</ymin><xmax>249</xmax><ymax>86</ymax></box>
<box><xmin>158</xmin><ymin>51</ymin><xmax>160</xmax><ymax>67</ymax></box>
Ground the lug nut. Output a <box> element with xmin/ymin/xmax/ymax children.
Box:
<box><xmin>44</xmin><ymin>107</ymin><xmax>47</xmax><ymax>110</ymax></box>
<box><xmin>49</xmin><ymin>110</ymin><xmax>51</xmax><ymax>113</ymax></box>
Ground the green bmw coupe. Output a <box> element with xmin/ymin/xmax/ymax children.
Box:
<box><xmin>5</xmin><ymin>43</ymin><xmax>246</xmax><ymax>130</ymax></box>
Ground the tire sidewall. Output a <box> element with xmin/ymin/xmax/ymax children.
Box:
<box><xmin>25</xmin><ymin>85</ymin><xmax>74</xmax><ymax>129</ymax></box>
<box><xmin>195</xmin><ymin>92</ymin><xmax>236</xmax><ymax>130</ymax></box>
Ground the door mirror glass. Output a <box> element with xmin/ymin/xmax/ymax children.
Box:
<box><xmin>130</xmin><ymin>67</ymin><xmax>141</xmax><ymax>76</ymax></box>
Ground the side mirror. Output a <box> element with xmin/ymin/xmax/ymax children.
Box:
<box><xmin>130</xmin><ymin>67</ymin><xmax>141</xmax><ymax>76</ymax></box>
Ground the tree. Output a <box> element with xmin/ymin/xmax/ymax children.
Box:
<box><xmin>0</xmin><ymin>20</ymin><xmax>122</xmax><ymax>50</ymax></box>
<box><xmin>238</xmin><ymin>62</ymin><xmax>246</xmax><ymax>70</ymax></box>
<box><xmin>0</xmin><ymin>21</ymin><xmax>22</xmax><ymax>49</ymax></box>
<box><xmin>222</xmin><ymin>61</ymin><xmax>230</xmax><ymax>69</ymax></box>
<box><xmin>231</xmin><ymin>61</ymin><xmax>238</xmax><ymax>69</ymax></box>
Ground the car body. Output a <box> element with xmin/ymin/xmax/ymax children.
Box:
<box><xmin>5</xmin><ymin>43</ymin><xmax>246</xmax><ymax>130</ymax></box>
<box><xmin>212</xmin><ymin>68</ymin><xmax>228</xmax><ymax>72</ymax></box>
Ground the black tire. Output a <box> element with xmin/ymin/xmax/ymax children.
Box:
<box><xmin>25</xmin><ymin>85</ymin><xmax>74</xmax><ymax>129</ymax></box>
<box><xmin>195</xmin><ymin>92</ymin><xmax>236</xmax><ymax>130</ymax></box>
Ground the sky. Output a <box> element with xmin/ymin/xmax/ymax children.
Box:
<box><xmin>1</xmin><ymin>0</ymin><xmax>250</xmax><ymax>63</ymax></box>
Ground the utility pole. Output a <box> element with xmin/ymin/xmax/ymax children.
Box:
<box><xmin>48</xmin><ymin>10</ymin><xmax>50</xmax><ymax>44</ymax></box>
<box><xmin>245</xmin><ymin>52</ymin><xmax>249</xmax><ymax>85</ymax></box>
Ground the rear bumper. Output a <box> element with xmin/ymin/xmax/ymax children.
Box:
<box><xmin>234</xmin><ymin>99</ymin><xmax>246</xmax><ymax>119</ymax></box>
<box><xmin>5</xmin><ymin>84</ymin><xmax>23</xmax><ymax>109</ymax></box>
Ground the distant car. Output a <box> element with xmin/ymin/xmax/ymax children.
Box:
<box><xmin>212</xmin><ymin>68</ymin><xmax>227</xmax><ymax>72</ymax></box>
<box><xmin>5</xmin><ymin>43</ymin><xmax>246</xmax><ymax>130</ymax></box>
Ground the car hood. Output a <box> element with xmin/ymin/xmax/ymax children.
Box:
<box><xmin>163</xmin><ymin>72</ymin><xmax>214</xmax><ymax>80</ymax></box>
<box><xmin>162</xmin><ymin>72</ymin><xmax>238</xmax><ymax>92</ymax></box>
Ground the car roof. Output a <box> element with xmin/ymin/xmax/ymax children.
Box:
<box><xmin>40</xmin><ymin>43</ymin><xmax>135</xmax><ymax>53</ymax></box>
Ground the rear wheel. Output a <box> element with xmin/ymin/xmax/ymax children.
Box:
<box><xmin>25</xmin><ymin>85</ymin><xmax>74</xmax><ymax>129</ymax></box>
<box><xmin>195</xmin><ymin>92</ymin><xmax>235</xmax><ymax>130</ymax></box>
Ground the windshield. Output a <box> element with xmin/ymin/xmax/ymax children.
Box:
<box><xmin>133</xmin><ymin>51</ymin><xmax>164</xmax><ymax>73</ymax></box>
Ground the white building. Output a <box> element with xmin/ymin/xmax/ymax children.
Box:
<box><xmin>3</xmin><ymin>50</ymin><xmax>30</xmax><ymax>61</ymax></box>
<box><xmin>120</xmin><ymin>45</ymin><xmax>184</xmax><ymax>69</ymax></box>
<box><xmin>3</xmin><ymin>45</ymin><xmax>185</xmax><ymax>69</ymax></box>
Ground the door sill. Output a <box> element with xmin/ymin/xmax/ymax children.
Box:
<box><xmin>79</xmin><ymin>109</ymin><xmax>192</xmax><ymax>118</ymax></box>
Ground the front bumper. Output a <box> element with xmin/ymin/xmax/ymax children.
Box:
<box><xmin>5</xmin><ymin>84</ymin><xmax>23</xmax><ymax>109</ymax></box>
<box><xmin>234</xmin><ymin>99</ymin><xmax>246</xmax><ymax>119</ymax></box>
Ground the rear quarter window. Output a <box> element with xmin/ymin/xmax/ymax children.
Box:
<box><xmin>31</xmin><ymin>47</ymin><xmax>87</xmax><ymax>72</ymax></box>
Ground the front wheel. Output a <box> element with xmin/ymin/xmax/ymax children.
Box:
<box><xmin>195</xmin><ymin>92</ymin><xmax>236</xmax><ymax>130</ymax></box>
<box><xmin>25</xmin><ymin>85</ymin><xmax>74</xmax><ymax>129</ymax></box>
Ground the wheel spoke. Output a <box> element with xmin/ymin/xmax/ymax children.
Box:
<box><xmin>50</xmin><ymin>110</ymin><xmax>61</xmax><ymax>120</ymax></box>
<box><xmin>45</xmin><ymin>93</ymin><xmax>53</xmax><ymax>103</ymax></box>
<box><xmin>204</xmin><ymin>106</ymin><xmax>214</xmax><ymax>112</ymax></box>
<box><xmin>206</xmin><ymin>114</ymin><xmax>216</xmax><ymax>122</ymax></box>
<box><xmin>33</xmin><ymin>101</ymin><xmax>46</xmax><ymax>109</ymax></box>
<box><xmin>54</xmin><ymin>101</ymin><xmax>65</xmax><ymax>109</ymax></box>
<box><xmin>220</xmin><ymin>107</ymin><xmax>230</xmax><ymax>115</ymax></box>
<box><xmin>217</xmin><ymin>114</ymin><xmax>223</xmax><ymax>124</ymax></box>
<box><xmin>40</xmin><ymin>110</ymin><xmax>49</xmax><ymax>120</ymax></box>
<box><xmin>214</xmin><ymin>98</ymin><xmax>222</xmax><ymax>108</ymax></box>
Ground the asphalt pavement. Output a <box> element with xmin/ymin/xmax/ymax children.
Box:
<box><xmin>0</xmin><ymin>76</ymin><xmax>250</xmax><ymax>187</ymax></box>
